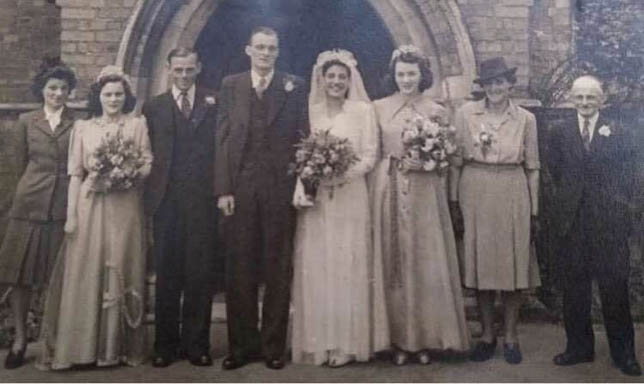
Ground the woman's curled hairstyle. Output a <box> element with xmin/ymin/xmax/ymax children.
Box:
<box><xmin>31</xmin><ymin>57</ymin><xmax>77</xmax><ymax>102</ymax></box>
<box><xmin>387</xmin><ymin>49</ymin><xmax>433</xmax><ymax>93</ymax></box>
<box><xmin>87</xmin><ymin>74</ymin><xmax>137</xmax><ymax>117</ymax></box>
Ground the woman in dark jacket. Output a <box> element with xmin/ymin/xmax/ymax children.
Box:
<box><xmin>0</xmin><ymin>58</ymin><xmax>77</xmax><ymax>369</ymax></box>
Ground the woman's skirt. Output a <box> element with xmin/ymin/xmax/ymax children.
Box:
<box><xmin>0</xmin><ymin>218</ymin><xmax>64</xmax><ymax>288</ymax></box>
<box><xmin>459</xmin><ymin>163</ymin><xmax>540</xmax><ymax>290</ymax></box>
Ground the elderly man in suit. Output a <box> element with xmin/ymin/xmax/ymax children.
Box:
<box><xmin>143</xmin><ymin>48</ymin><xmax>219</xmax><ymax>368</ymax></box>
<box><xmin>549</xmin><ymin>75</ymin><xmax>640</xmax><ymax>376</ymax></box>
<box><xmin>215</xmin><ymin>26</ymin><xmax>308</xmax><ymax>370</ymax></box>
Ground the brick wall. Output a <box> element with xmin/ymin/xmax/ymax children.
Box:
<box><xmin>457</xmin><ymin>0</ymin><xmax>534</xmax><ymax>96</ymax></box>
<box><xmin>0</xmin><ymin>1</ymin><xmax>575</xmax><ymax>102</ymax></box>
<box><xmin>0</xmin><ymin>0</ymin><xmax>61</xmax><ymax>103</ymax></box>
<box><xmin>57</xmin><ymin>0</ymin><xmax>137</xmax><ymax>99</ymax></box>
<box><xmin>456</xmin><ymin>0</ymin><xmax>572</xmax><ymax>98</ymax></box>
<box><xmin>529</xmin><ymin>0</ymin><xmax>573</xmax><ymax>94</ymax></box>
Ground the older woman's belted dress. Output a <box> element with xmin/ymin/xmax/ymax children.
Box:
<box><xmin>453</xmin><ymin>99</ymin><xmax>541</xmax><ymax>291</ymax></box>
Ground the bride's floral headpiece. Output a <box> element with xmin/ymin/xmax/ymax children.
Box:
<box><xmin>315</xmin><ymin>49</ymin><xmax>358</xmax><ymax>69</ymax></box>
<box><xmin>96</xmin><ymin>65</ymin><xmax>132</xmax><ymax>88</ymax></box>
<box><xmin>390</xmin><ymin>44</ymin><xmax>425</xmax><ymax>64</ymax></box>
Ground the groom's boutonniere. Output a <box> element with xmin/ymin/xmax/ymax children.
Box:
<box><xmin>284</xmin><ymin>75</ymin><xmax>296</xmax><ymax>93</ymax></box>
<box><xmin>205</xmin><ymin>95</ymin><xmax>216</xmax><ymax>106</ymax></box>
<box><xmin>598</xmin><ymin>125</ymin><xmax>611</xmax><ymax>137</ymax></box>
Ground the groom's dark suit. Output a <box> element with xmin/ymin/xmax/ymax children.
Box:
<box><xmin>143</xmin><ymin>87</ymin><xmax>219</xmax><ymax>359</ymax></box>
<box><xmin>549</xmin><ymin>112</ymin><xmax>636</xmax><ymax>365</ymax></box>
<box><xmin>215</xmin><ymin>71</ymin><xmax>308</xmax><ymax>360</ymax></box>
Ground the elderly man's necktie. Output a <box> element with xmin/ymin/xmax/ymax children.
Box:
<box><xmin>180</xmin><ymin>91</ymin><xmax>191</xmax><ymax>119</ymax></box>
<box><xmin>581</xmin><ymin>118</ymin><xmax>591</xmax><ymax>151</ymax></box>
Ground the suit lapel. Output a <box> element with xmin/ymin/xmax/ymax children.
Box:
<box><xmin>589</xmin><ymin>114</ymin><xmax>608</xmax><ymax>154</ymax></box>
<box><xmin>52</xmin><ymin>107</ymin><xmax>75</xmax><ymax>138</ymax></box>
<box><xmin>32</xmin><ymin>109</ymin><xmax>55</xmax><ymax>137</ymax></box>
<box><xmin>160</xmin><ymin>91</ymin><xmax>178</xmax><ymax>135</ymax></box>
<box><xmin>234</xmin><ymin>72</ymin><xmax>252</xmax><ymax>128</ymax></box>
<box><xmin>190</xmin><ymin>87</ymin><xmax>212</xmax><ymax>128</ymax></box>
<box><xmin>566</xmin><ymin>114</ymin><xmax>585</xmax><ymax>159</ymax></box>
<box><xmin>265</xmin><ymin>72</ymin><xmax>287</xmax><ymax>127</ymax></box>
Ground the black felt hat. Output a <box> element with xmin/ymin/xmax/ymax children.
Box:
<box><xmin>474</xmin><ymin>57</ymin><xmax>517</xmax><ymax>84</ymax></box>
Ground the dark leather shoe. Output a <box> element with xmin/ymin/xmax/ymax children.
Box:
<box><xmin>553</xmin><ymin>351</ymin><xmax>594</xmax><ymax>366</ymax></box>
<box><xmin>189</xmin><ymin>354</ymin><xmax>213</xmax><ymax>367</ymax></box>
<box><xmin>222</xmin><ymin>355</ymin><xmax>247</xmax><ymax>370</ymax></box>
<box><xmin>265</xmin><ymin>357</ymin><xmax>285</xmax><ymax>370</ymax></box>
<box><xmin>470</xmin><ymin>338</ymin><xmax>497</xmax><ymax>362</ymax></box>
<box><xmin>4</xmin><ymin>346</ymin><xmax>26</xmax><ymax>369</ymax></box>
<box><xmin>619</xmin><ymin>357</ymin><xmax>642</xmax><ymax>376</ymax></box>
<box><xmin>503</xmin><ymin>343</ymin><xmax>522</xmax><ymax>364</ymax></box>
<box><xmin>151</xmin><ymin>354</ymin><xmax>174</xmax><ymax>368</ymax></box>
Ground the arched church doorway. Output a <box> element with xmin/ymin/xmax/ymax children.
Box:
<box><xmin>117</xmin><ymin>0</ymin><xmax>476</xmax><ymax>104</ymax></box>
<box><xmin>194</xmin><ymin>0</ymin><xmax>394</xmax><ymax>99</ymax></box>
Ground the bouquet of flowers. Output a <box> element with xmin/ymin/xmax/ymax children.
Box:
<box><xmin>400</xmin><ymin>112</ymin><xmax>457</xmax><ymax>172</ymax></box>
<box><xmin>289</xmin><ymin>129</ymin><xmax>360</xmax><ymax>199</ymax></box>
<box><xmin>87</xmin><ymin>130</ymin><xmax>147</xmax><ymax>194</ymax></box>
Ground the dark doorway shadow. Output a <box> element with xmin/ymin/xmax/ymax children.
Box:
<box><xmin>195</xmin><ymin>0</ymin><xmax>395</xmax><ymax>99</ymax></box>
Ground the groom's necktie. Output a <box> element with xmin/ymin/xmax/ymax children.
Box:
<box><xmin>256</xmin><ymin>76</ymin><xmax>267</xmax><ymax>99</ymax></box>
<box><xmin>581</xmin><ymin>118</ymin><xmax>591</xmax><ymax>151</ymax></box>
<box><xmin>180</xmin><ymin>90</ymin><xmax>191</xmax><ymax>119</ymax></box>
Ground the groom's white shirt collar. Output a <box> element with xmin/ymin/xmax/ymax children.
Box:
<box><xmin>251</xmin><ymin>69</ymin><xmax>274</xmax><ymax>90</ymax></box>
<box><xmin>172</xmin><ymin>84</ymin><xmax>196</xmax><ymax>109</ymax></box>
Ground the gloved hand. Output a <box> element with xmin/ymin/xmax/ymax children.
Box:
<box><xmin>449</xmin><ymin>201</ymin><xmax>464</xmax><ymax>239</ymax></box>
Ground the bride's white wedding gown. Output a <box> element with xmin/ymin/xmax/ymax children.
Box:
<box><xmin>291</xmin><ymin>100</ymin><xmax>389</xmax><ymax>365</ymax></box>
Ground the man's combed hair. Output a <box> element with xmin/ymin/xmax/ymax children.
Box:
<box><xmin>167</xmin><ymin>47</ymin><xmax>200</xmax><ymax>65</ymax></box>
<box><xmin>248</xmin><ymin>26</ymin><xmax>279</xmax><ymax>45</ymax></box>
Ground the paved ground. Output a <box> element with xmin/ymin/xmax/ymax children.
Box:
<box><xmin>1</xmin><ymin>321</ymin><xmax>643</xmax><ymax>382</ymax></box>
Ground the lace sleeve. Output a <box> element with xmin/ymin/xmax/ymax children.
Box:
<box><xmin>346</xmin><ymin>103</ymin><xmax>378</xmax><ymax>179</ymax></box>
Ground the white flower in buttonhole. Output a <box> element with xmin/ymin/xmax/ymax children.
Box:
<box><xmin>598</xmin><ymin>125</ymin><xmax>611</xmax><ymax>137</ymax></box>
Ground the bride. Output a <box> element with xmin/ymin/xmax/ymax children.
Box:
<box><xmin>291</xmin><ymin>49</ymin><xmax>389</xmax><ymax>367</ymax></box>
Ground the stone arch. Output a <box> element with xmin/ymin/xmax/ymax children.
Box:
<box><xmin>117</xmin><ymin>0</ymin><xmax>476</xmax><ymax>103</ymax></box>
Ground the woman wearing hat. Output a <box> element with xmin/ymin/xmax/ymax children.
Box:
<box><xmin>450</xmin><ymin>57</ymin><xmax>540</xmax><ymax>364</ymax></box>
<box><xmin>37</xmin><ymin>65</ymin><xmax>152</xmax><ymax>370</ymax></box>
<box><xmin>0</xmin><ymin>58</ymin><xmax>77</xmax><ymax>369</ymax></box>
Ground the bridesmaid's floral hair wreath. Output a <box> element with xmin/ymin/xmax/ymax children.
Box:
<box><xmin>390</xmin><ymin>45</ymin><xmax>425</xmax><ymax>64</ymax></box>
<box><xmin>88</xmin><ymin>65</ymin><xmax>137</xmax><ymax>116</ymax></box>
<box><xmin>96</xmin><ymin>65</ymin><xmax>132</xmax><ymax>89</ymax></box>
<box><xmin>315</xmin><ymin>49</ymin><xmax>358</xmax><ymax>69</ymax></box>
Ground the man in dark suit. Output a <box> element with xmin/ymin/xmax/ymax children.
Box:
<box><xmin>549</xmin><ymin>75</ymin><xmax>640</xmax><ymax>376</ymax></box>
<box><xmin>143</xmin><ymin>48</ymin><xmax>218</xmax><ymax>368</ymax></box>
<box><xmin>215</xmin><ymin>26</ymin><xmax>308</xmax><ymax>370</ymax></box>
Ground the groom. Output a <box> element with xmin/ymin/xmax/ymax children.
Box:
<box><xmin>215</xmin><ymin>26</ymin><xmax>308</xmax><ymax>370</ymax></box>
